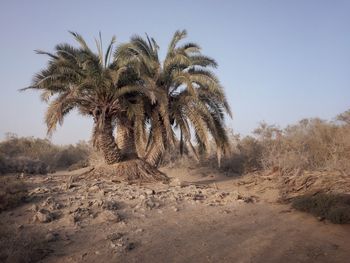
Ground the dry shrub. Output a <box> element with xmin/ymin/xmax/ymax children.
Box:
<box><xmin>292</xmin><ymin>193</ymin><xmax>350</xmax><ymax>224</ymax></box>
<box><xmin>255</xmin><ymin>117</ymin><xmax>350</xmax><ymax>174</ymax></box>
<box><xmin>0</xmin><ymin>156</ymin><xmax>48</xmax><ymax>175</ymax></box>
<box><xmin>54</xmin><ymin>142</ymin><xmax>90</xmax><ymax>169</ymax></box>
<box><xmin>200</xmin><ymin>110</ymin><xmax>350</xmax><ymax>176</ymax></box>
<box><xmin>0</xmin><ymin>134</ymin><xmax>91</xmax><ymax>174</ymax></box>
<box><xmin>0</xmin><ymin>176</ymin><xmax>28</xmax><ymax>212</ymax></box>
<box><xmin>203</xmin><ymin>132</ymin><xmax>263</xmax><ymax>175</ymax></box>
<box><xmin>0</xmin><ymin>227</ymin><xmax>52</xmax><ymax>262</ymax></box>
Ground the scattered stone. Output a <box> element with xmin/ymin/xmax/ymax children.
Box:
<box><xmin>193</xmin><ymin>194</ymin><xmax>206</xmax><ymax>201</ymax></box>
<box><xmin>170</xmin><ymin>178</ymin><xmax>182</xmax><ymax>187</ymax></box>
<box><xmin>103</xmin><ymin>200</ymin><xmax>119</xmax><ymax>211</ymax></box>
<box><xmin>29</xmin><ymin>187</ymin><xmax>50</xmax><ymax>196</ymax></box>
<box><xmin>45</xmin><ymin>232</ymin><xmax>59</xmax><ymax>242</ymax></box>
<box><xmin>42</xmin><ymin>197</ymin><xmax>62</xmax><ymax>210</ymax></box>
<box><xmin>99</xmin><ymin>210</ymin><xmax>121</xmax><ymax>222</ymax></box>
<box><xmin>89</xmin><ymin>185</ymin><xmax>100</xmax><ymax>192</ymax></box>
<box><xmin>126</xmin><ymin>242</ymin><xmax>136</xmax><ymax>251</ymax></box>
<box><xmin>30</xmin><ymin>204</ymin><xmax>39</xmax><ymax>212</ymax></box>
<box><xmin>66</xmin><ymin>175</ymin><xmax>74</xmax><ymax>190</ymax></box>
<box><xmin>145</xmin><ymin>189</ymin><xmax>155</xmax><ymax>195</ymax></box>
<box><xmin>33</xmin><ymin>209</ymin><xmax>54</xmax><ymax>223</ymax></box>
<box><xmin>70</xmin><ymin>207</ymin><xmax>92</xmax><ymax>223</ymax></box>
<box><xmin>107</xmin><ymin>232</ymin><xmax>124</xmax><ymax>241</ymax></box>
<box><xmin>134</xmin><ymin>228</ymin><xmax>144</xmax><ymax>234</ymax></box>
<box><xmin>143</xmin><ymin>197</ymin><xmax>160</xmax><ymax>210</ymax></box>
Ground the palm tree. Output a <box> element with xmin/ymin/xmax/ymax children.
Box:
<box><xmin>22</xmin><ymin>32</ymin><xmax>167</xmax><ymax>181</ymax></box>
<box><xmin>115</xmin><ymin>30</ymin><xmax>232</xmax><ymax>167</ymax></box>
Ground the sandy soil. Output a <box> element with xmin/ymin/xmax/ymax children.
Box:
<box><xmin>0</xmin><ymin>166</ymin><xmax>349</xmax><ymax>263</ymax></box>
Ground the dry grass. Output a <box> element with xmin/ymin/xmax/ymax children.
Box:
<box><xmin>0</xmin><ymin>176</ymin><xmax>28</xmax><ymax>212</ymax></box>
<box><xmin>211</xmin><ymin>110</ymin><xmax>350</xmax><ymax>176</ymax></box>
<box><xmin>0</xmin><ymin>134</ymin><xmax>91</xmax><ymax>174</ymax></box>
<box><xmin>292</xmin><ymin>193</ymin><xmax>350</xmax><ymax>224</ymax></box>
<box><xmin>254</xmin><ymin>118</ymin><xmax>350</xmax><ymax>174</ymax></box>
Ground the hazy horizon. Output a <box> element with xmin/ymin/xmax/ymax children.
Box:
<box><xmin>1</xmin><ymin>0</ymin><xmax>349</xmax><ymax>144</ymax></box>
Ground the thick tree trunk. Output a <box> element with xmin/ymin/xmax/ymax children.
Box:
<box><xmin>95</xmin><ymin>118</ymin><xmax>123</xmax><ymax>165</ymax></box>
<box><xmin>145</xmin><ymin>129</ymin><xmax>167</xmax><ymax>168</ymax></box>
<box><xmin>116</xmin><ymin>118</ymin><xmax>138</xmax><ymax>160</ymax></box>
<box><xmin>89</xmin><ymin>117</ymin><xmax>168</xmax><ymax>183</ymax></box>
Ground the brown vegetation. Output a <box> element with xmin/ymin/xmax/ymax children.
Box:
<box><xmin>292</xmin><ymin>193</ymin><xmax>350</xmax><ymax>224</ymax></box>
<box><xmin>0</xmin><ymin>176</ymin><xmax>28</xmax><ymax>212</ymax></box>
<box><xmin>214</xmin><ymin>111</ymin><xmax>350</xmax><ymax>176</ymax></box>
<box><xmin>0</xmin><ymin>134</ymin><xmax>90</xmax><ymax>174</ymax></box>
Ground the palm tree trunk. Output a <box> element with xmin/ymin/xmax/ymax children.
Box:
<box><xmin>90</xmin><ymin>117</ymin><xmax>169</xmax><ymax>183</ymax></box>
<box><xmin>94</xmin><ymin>118</ymin><xmax>123</xmax><ymax>165</ymax></box>
<box><xmin>145</xmin><ymin>126</ymin><xmax>166</xmax><ymax>167</ymax></box>
<box><xmin>116</xmin><ymin>118</ymin><xmax>138</xmax><ymax>160</ymax></box>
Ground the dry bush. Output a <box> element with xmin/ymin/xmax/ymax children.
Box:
<box><xmin>0</xmin><ymin>157</ymin><xmax>48</xmax><ymax>174</ymax></box>
<box><xmin>0</xmin><ymin>134</ymin><xmax>91</xmax><ymax>174</ymax></box>
<box><xmin>0</xmin><ymin>176</ymin><xmax>28</xmax><ymax>212</ymax></box>
<box><xmin>0</xmin><ymin>227</ymin><xmax>52</xmax><ymax>262</ymax></box>
<box><xmin>255</xmin><ymin>117</ymin><xmax>350</xmax><ymax>174</ymax></box>
<box><xmin>292</xmin><ymin>193</ymin><xmax>350</xmax><ymax>224</ymax></box>
<box><xmin>215</xmin><ymin>136</ymin><xmax>262</xmax><ymax>175</ymax></box>
<box><xmin>200</xmin><ymin>110</ymin><xmax>350</xmax><ymax>176</ymax></box>
<box><xmin>203</xmin><ymin>132</ymin><xmax>263</xmax><ymax>175</ymax></box>
<box><xmin>54</xmin><ymin>142</ymin><xmax>91</xmax><ymax>169</ymax></box>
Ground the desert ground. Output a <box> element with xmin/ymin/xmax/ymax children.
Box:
<box><xmin>1</xmin><ymin>166</ymin><xmax>349</xmax><ymax>263</ymax></box>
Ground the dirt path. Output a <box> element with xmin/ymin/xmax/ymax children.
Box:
<box><xmin>0</xmin><ymin>167</ymin><xmax>349</xmax><ymax>263</ymax></box>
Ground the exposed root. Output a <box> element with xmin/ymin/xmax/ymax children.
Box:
<box><xmin>85</xmin><ymin>159</ymin><xmax>169</xmax><ymax>183</ymax></box>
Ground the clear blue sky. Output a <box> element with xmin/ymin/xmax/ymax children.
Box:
<box><xmin>1</xmin><ymin>0</ymin><xmax>349</xmax><ymax>144</ymax></box>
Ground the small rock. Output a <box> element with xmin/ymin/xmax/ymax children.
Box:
<box><xmin>317</xmin><ymin>216</ymin><xmax>325</xmax><ymax>221</ymax></box>
<box><xmin>34</xmin><ymin>209</ymin><xmax>54</xmax><ymax>223</ymax></box>
<box><xmin>99</xmin><ymin>211</ymin><xmax>121</xmax><ymax>222</ymax></box>
<box><xmin>107</xmin><ymin>232</ymin><xmax>123</xmax><ymax>241</ymax></box>
<box><xmin>243</xmin><ymin>196</ymin><xmax>255</xmax><ymax>203</ymax></box>
<box><xmin>170</xmin><ymin>178</ymin><xmax>182</xmax><ymax>187</ymax></box>
<box><xmin>31</xmin><ymin>204</ymin><xmax>39</xmax><ymax>212</ymax></box>
<box><xmin>126</xmin><ymin>242</ymin><xmax>136</xmax><ymax>251</ymax></box>
<box><xmin>145</xmin><ymin>189</ymin><xmax>155</xmax><ymax>195</ymax></box>
<box><xmin>103</xmin><ymin>200</ymin><xmax>119</xmax><ymax>211</ymax></box>
<box><xmin>145</xmin><ymin>199</ymin><xmax>155</xmax><ymax>209</ymax></box>
<box><xmin>134</xmin><ymin>228</ymin><xmax>144</xmax><ymax>234</ymax></box>
<box><xmin>29</xmin><ymin>187</ymin><xmax>50</xmax><ymax>196</ymax></box>
<box><xmin>45</xmin><ymin>232</ymin><xmax>59</xmax><ymax>242</ymax></box>
<box><xmin>89</xmin><ymin>185</ymin><xmax>100</xmax><ymax>192</ymax></box>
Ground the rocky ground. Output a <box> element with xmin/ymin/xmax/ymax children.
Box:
<box><xmin>0</xmin><ymin>166</ymin><xmax>350</xmax><ymax>263</ymax></box>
